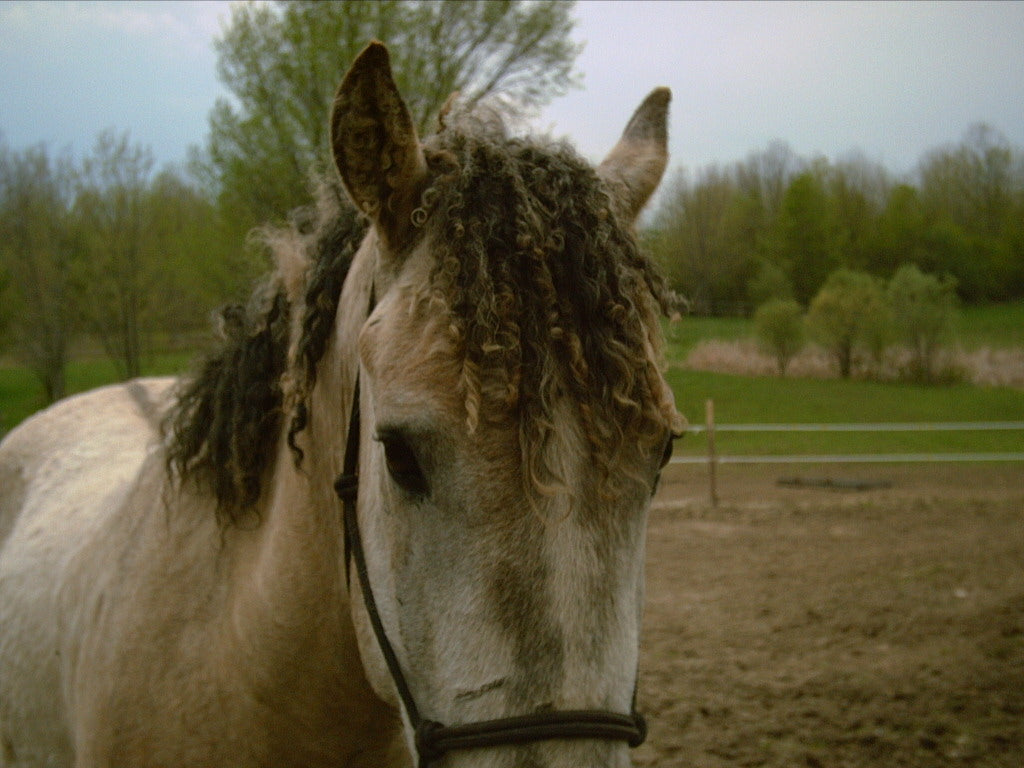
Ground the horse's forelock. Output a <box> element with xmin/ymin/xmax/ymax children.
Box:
<box><xmin>417</xmin><ymin>126</ymin><xmax>678</xmax><ymax>497</ymax></box>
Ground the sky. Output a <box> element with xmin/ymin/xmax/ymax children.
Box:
<box><xmin>2</xmin><ymin>0</ymin><xmax>1023</xmax><ymax>185</ymax></box>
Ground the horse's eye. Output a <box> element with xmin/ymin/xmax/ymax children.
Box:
<box><xmin>650</xmin><ymin>433</ymin><xmax>676</xmax><ymax>497</ymax></box>
<box><xmin>659</xmin><ymin>434</ymin><xmax>675</xmax><ymax>470</ymax></box>
<box><xmin>378</xmin><ymin>431</ymin><xmax>428</xmax><ymax>498</ymax></box>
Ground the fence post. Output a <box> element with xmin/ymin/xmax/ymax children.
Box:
<box><xmin>706</xmin><ymin>399</ymin><xmax>718</xmax><ymax>506</ymax></box>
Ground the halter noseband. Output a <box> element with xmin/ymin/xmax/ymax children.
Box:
<box><xmin>333</xmin><ymin>294</ymin><xmax>647</xmax><ymax>768</ymax></box>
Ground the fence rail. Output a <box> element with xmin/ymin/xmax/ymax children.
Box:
<box><xmin>682</xmin><ymin>421</ymin><xmax>1024</xmax><ymax>434</ymax></box>
<box><xmin>673</xmin><ymin>403</ymin><xmax>1022</xmax><ymax>504</ymax></box>
<box><xmin>674</xmin><ymin>420</ymin><xmax>1024</xmax><ymax>464</ymax></box>
<box><xmin>671</xmin><ymin>452</ymin><xmax>1024</xmax><ymax>465</ymax></box>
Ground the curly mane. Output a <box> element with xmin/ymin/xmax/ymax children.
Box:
<box><xmin>163</xmin><ymin>185</ymin><xmax>368</xmax><ymax>524</ymax></box>
<box><xmin>165</xmin><ymin>119</ymin><xmax>678</xmax><ymax>523</ymax></box>
<box><xmin>417</xmin><ymin>124</ymin><xmax>680</xmax><ymax>494</ymax></box>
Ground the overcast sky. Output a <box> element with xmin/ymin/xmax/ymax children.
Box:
<box><xmin>2</xmin><ymin>0</ymin><xmax>1023</xmax><ymax>183</ymax></box>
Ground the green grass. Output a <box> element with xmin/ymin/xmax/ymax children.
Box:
<box><xmin>0</xmin><ymin>366</ymin><xmax>40</xmax><ymax>436</ymax></box>
<box><xmin>955</xmin><ymin>300</ymin><xmax>1024</xmax><ymax>349</ymax></box>
<box><xmin>658</xmin><ymin>301</ymin><xmax>1024</xmax><ymax>457</ymax></box>
<box><xmin>669</xmin><ymin>369</ymin><xmax>1024</xmax><ymax>457</ymax></box>
<box><xmin>663</xmin><ymin>314</ymin><xmax>750</xmax><ymax>358</ymax></box>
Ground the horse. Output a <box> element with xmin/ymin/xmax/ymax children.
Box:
<box><xmin>0</xmin><ymin>42</ymin><xmax>683</xmax><ymax>768</ymax></box>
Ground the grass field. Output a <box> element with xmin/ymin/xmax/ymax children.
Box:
<box><xmin>661</xmin><ymin>301</ymin><xmax>1024</xmax><ymax>457</ymax></box>
<box><xmin>955</xmin><ymin>300</ymin><xmax>1024</xmax><ymax>349</ymax></box>
<box><xmin>668</xmin><ymin>369</ymin><xmax>1024</xmax><ymax>458</ymax></box>
<box><xmin>664</xmin><ymin>314</ymin><xmax>751</xmax><ymax>358</ymax></box>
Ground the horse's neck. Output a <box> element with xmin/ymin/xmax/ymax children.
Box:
<box><xmin>234</xmin><ymin>439</ymin><xmax>346</xmax><ymax>615</ymax></box>
<box><xmin>186</xmin><ymin>435</ymin><xmax>399</xmax><ymax>761</ymax></box>
<box><xmin>225</xmin><ymin>245</ymin><xmax>372</xmax><ymax>656</ymax></box>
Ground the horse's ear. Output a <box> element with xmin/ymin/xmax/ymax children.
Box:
<box><xmin>597</xmin><ymin>87</ymin><xmax>671</xmax><ymax>223</ymax></box>
<box><xmin>331</xmin><ymin>41</ymin><xmax>428</xmax><ymax>250</ymax></box>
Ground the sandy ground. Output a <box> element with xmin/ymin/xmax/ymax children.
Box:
<box><xmin>634</xmin><ymin>462</ymin><xmax>1024</xmax><ymax>767</ymax></box>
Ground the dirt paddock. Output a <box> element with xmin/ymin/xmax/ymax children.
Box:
<box><xmin>636</xmin><ymin>463</ymin><xmax>1024</xmax><ymax>767</ymax></box>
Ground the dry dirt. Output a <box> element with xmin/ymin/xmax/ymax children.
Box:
<box><xmin>635</xmin><ymin>463</ymin><xmax>1024</xmax><ymax>767</ymax></box>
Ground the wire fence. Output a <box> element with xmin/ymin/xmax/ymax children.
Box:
<box><xmin>671</xmin><ymin>417</ymin><xmax>1024</xmax><ymax>466</ymax></box>
<box><xmin>682</xmin><ymin>421</ymin><xmax>1024</xmax><ymax>434</ymax></box>
<box><xmin>673</xmin><ymin>420</ymin><xmax>1024</xmax><ymax>465</ymax></box>
<box><xmin>669</xmin><ymin>404</ymin><xmax>1023</xmax><ymax>505</ymax></box>
<box><xmin>672</xmin><ymin>451</ymin><xmax>1024</xmax><ymax>465</ymax></box>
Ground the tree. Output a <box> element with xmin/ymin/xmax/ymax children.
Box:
<box><xmin>144</xmin><ymin>169</ymin><xmax>263</xmax><ymax>331</ymax></box>
<box><xmin>765</xmin><ymin>168</ymin><xmax>845</xmax><ymax>306</ymax></box>
<box><xmin>73</xmin><ymin>133</ymin><xmax>252</xmax><ymax>376</ymax></box>
<box><xmin>754</xmin><ymin>299</ymin><xmax>805</xmax><ymax>377</ymax></box>
<box><xmin>826</xmin><ymin>153</ymin><xmax>890</xmax><ymax>273</ymax></box>
<box><xmin>202</xmin><ymin>0</ymin><xmax>582</xmax><ymax>227</ymax></box>
<box><xmin>735</xmin><ymin>140</ymin><xmax>801</xmax><ymax>222</ymax></box>
<box><xmin>917</xmin><ymin>124</ymin><xmax>1024</xmax><ymax>300</ymax></box>
<box><xmin>0</xmin><ymin>264</ymin><xmax>10</xmax><ymax>341</ymax></box>
<box><xmin>869</xmin><ymin>183</ymin><xmax>929</xmax><ymax>276</ymax></box>
<box><xmin>650</xmin><ymin>167</ymin><xmax>757</xmax><ymax>314</ymax></box>
<box><xmin>807</xmin><ymin>269</ymin><xmax>888</xmax><ymax>378</ymax></box>
<box><xmin>0</xmin><ymin>142</ymin><xmax>79</xmax><ymax>402</ymax></box>
<box><xmin>73</xmin><ymin>130</ymin><xmax>158</xmax><ymax>380</ymax></box>
<box><xmin>887</xmin><ymin>264</ymin><xmax>958</xmax><ymax>383</ymax></box>
<box><xmin>747</xmin><ymin>259</ymin><xmax>793</xmax><ymax>307</ymax></box>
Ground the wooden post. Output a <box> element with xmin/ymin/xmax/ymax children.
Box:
<box><xmin>705</xmin><ymin>399</ymin><xmax>718</xmax><ymax>507</ymax></box>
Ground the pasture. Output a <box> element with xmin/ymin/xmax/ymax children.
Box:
<box><xmin>668</xmin><ymin>370</ymin><xmax>1024</xmax><ymax>459</ymax></box>
<box><xmin>638</xmin><ymin>466</ymin><xmax>1024</xmax><ymax>767</ymax></box>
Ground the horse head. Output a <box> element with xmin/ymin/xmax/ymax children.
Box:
<box><xmin>323</xmin><ymin>42</ymin><xmax>682</xmax><ymax>767</ymax></box>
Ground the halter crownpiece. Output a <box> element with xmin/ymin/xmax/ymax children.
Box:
<box><xmin>334</xmin><ymin>296</ymin><xmax>647</xmax><ymax>768</ymax></box>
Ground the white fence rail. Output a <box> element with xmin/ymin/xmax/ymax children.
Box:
<box><xmin>670</xmin><ymin>406</ymin><xmax>1022</xmax><ymax>505</ymax></box>
<box><xmin>682</xmin><ymin>421</ymin><xmax>1024</xmax><ymax>434</ymax></box>
<box><xmin>672</xmin><ymin>419</ymin><xmax>1024</xmax><ymax>465</ymax></box>
<box><xmin>671</xmin><ymin>451</ymin><xmax>1024</xmax><ymax>465</ymax></box>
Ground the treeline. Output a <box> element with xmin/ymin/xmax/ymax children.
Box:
<box><xmin>0</xmin><ymin>1</ymin><xmax>582</xmax><ymax>405</ymax></box>
<box><xmin>0</xmin><ymin>131</ymin><xmax>259</xmax><ymax>401</ymax></box>
<box><xmin>647</xmin><ymin>124</ymin><xmax>1024</xmax><ymax>314</ymax></box>
<box><xmin>4</xmin><ymin>1</ymin><xmax>1023</xmax><ymax>404</ymax></box>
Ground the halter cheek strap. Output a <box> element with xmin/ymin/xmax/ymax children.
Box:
<box><xmin>334</xmin><ymin>295</ymin><xmax>647</xmax><ymax>768</ymax></box>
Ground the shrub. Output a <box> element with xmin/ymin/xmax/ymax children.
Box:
<box><xmin>887</xmin><ymin>264</ymin><xmax>958</xmax><ymax>382</ymax></box>
<box><xmin>754</xmin><ymin>299</ymin><xmax>805</xmax><ymax>376</ymax></box>
<box><xmin>807</xmin><ymin>269</ymin><xmax>889</xmax><ymax>378</ymax></box>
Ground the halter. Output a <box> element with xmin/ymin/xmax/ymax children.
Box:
<box><xmin>333</xmin><ymin>292</ymin><xmax>647</xmax><ymax>767</ymax></box>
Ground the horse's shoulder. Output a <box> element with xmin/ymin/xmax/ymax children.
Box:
<box><xmin>2</xmin><ymin>376</ymin><xmax>175</xmax><ymax>454</ymax></box>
